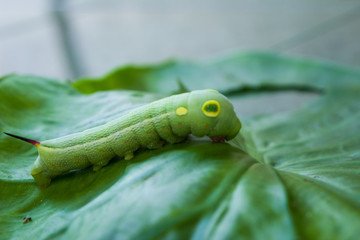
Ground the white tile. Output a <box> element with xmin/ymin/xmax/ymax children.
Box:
<box><xmin>1</xmin><ymin>0</ymin><xmax>360</xmax><ymax>79</ymax></box>
<box><xmin>0</xmin><ymin>0</ymin><xmax>48</xmax><ymax>28</ymax></box>
<box><xmin>284</xmin><ymin>15</ymin><xmax>360</xmax><ymax>69</ymax></box>
<box><xmin>69</xmin><ymin>1</ymin><xmax>360</xmax><ymax>76</ymax></box>
<box><xmin>0</xmin><ymin>20</ymin><xmax>69</xmax><ymax>79</ymax></box>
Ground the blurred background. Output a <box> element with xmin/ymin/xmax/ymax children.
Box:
<box><xmin>0</xmin><ymin>0</ymin><xmax>359</xmax><ymax>80</ymax></box>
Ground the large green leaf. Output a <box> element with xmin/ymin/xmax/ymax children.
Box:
<box><xmin>74</xmin><ymin>51</ymin><xmax>360</xmax><ymax>94</ymax></box>
<box><xmin>1</xmin><ymin>52</ymin><xmax>360</xmax><ymax>240</ymax></box>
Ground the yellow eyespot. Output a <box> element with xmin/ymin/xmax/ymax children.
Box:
<box><xmin>176</xmin><ymin>107</ymin><xmax>188</xmax><ymax>116</ymax></box>
<box><xmin>202</xmin><ymin>100</ymin><xmax>220</xmax><ymax>117</ymax></box>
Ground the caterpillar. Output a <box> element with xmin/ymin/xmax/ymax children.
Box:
<box><xmin>5</xmin><ymin>90</ymin><xmax>241</xmax><ymax>187</ymax></box>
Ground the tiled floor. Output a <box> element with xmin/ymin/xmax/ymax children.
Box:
<box><xmin>0</xmin><ymin>0</ymin><xmax>360</xmax><ymax>80</ymax></box>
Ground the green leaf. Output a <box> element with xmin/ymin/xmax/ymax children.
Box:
<box><xmin>74</xmin><ymin>51</ymin><xmax>360</xmax><ymax>94</ymax></box>
<box><xmin>1</xmin><ymin>52</ymin><xmax>360</xmax><ymax>240</ymax></box>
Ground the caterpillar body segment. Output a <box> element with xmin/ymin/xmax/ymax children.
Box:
<box><xmin>6</xmin><ymin>90</ymin><xmax>241</xmax><ymax>187</ymax></box>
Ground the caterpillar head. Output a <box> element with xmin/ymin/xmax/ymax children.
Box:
<box><xmin>187</xmin><ymin>90</ymin><xmax>241</xmax><ymax>141</ymax></box>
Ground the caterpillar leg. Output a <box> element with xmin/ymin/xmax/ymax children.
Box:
<box><xmin>124</xmin><ymin>152</ymin><xmax>134</xmax><ymax>161</ymax></box>
<box><xmin>31</xmin><ymin>168</ymin><xmax>51</xmax><ymax>188</ymax></box>
<box><xmin>147</xmin><ymin>140</ymin><xmax>165</xmax><ymax>150</ymax></box>
<box><xmin>93</xmin><ymin>160</ymin><xmax>112</xmax><ymax>171</ymax></box>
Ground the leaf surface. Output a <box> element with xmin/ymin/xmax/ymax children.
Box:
<box><xmin>1</xmin><ymin>52</ymin><xmax>360</xmax><ymax>240</ymax></box>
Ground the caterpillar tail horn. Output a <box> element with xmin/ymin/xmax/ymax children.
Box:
<box><xmin>4</xmin><ymin>132</ymin><xmax>40</xmax><ymax>147</ymax></box>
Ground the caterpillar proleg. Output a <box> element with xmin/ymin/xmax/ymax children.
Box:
<box><xmin>5</xmin><ymin>90</ymin><xmax>241</xmax><ymax>187</ymax></box>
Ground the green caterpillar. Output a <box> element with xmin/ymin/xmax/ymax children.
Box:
<box><xmin>5</xmin><ymin>90</ymin><xmax>241</xmax><ymax>187</ymax></box>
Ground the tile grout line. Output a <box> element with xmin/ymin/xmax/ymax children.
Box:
<box><xmin>52</xmin><ymin>0</ymin><xmax>86</xmax><ymax>80</ymax></box>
